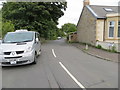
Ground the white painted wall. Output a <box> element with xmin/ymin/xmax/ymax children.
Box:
<box><xmin>96</xmin><ymin>41</ymin><xmax>120</xmax><ymax>52</ymax></box>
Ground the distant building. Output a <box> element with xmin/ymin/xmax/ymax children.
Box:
<box><xmin>68</xmin><ymin>32</ymin><xmax>77</xmax><ymax>42</ymax></box>
<box><xmin>77</xmin><ymin>0</ymin><xmax>120</xmax><ymax>52</ymax></box>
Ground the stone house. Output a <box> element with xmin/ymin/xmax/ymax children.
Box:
<box><xmin>77</xmin><ymin>0</ymin><xmax>120</xmax><ymax>52</ymax></box>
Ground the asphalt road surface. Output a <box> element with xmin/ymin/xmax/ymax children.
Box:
<box><xmin>1</xmin><ymin>39</ymin><xmax>118</xmax><ymax>89</ymax></box>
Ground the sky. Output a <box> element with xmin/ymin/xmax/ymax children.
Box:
<box><xmin>57</xmin><ymin>0</ymin><xmax>119</xmax><ymax>28</ymax></box>
<box><xmin>0</xmin><ymin>0</ymin><xmax>119</xmax><ymax>28</ymax></box>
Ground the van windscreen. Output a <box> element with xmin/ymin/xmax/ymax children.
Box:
<box><xmin>3</xmin><ymin>32</ymin><xmax>34</xmax><ymax>43</ymax></box>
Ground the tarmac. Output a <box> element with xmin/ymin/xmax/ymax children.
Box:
<box><xmin>71</xmin><ymin>43</ymin><xmax>119</xmax><ymax>63</ymax></box>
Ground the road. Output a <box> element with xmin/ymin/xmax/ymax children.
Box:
<box><xmin>1</xmin><ymin>39</ymin><xmax>118</xmax><ymax>89</ymax></box>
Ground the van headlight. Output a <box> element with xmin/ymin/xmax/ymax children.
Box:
<box><xmin>25</xmin><ymin>47</ymin><xmax>32</xmax><ymax>53</ymax></box>
<box><xmin>0</xmin><ymin>49</ymin><xmax>3</xmax><ymax>55</ymax></box>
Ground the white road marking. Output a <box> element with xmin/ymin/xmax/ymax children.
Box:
<box><xmin>59</xmin><ymin>62</ymin><xmax>86</xmax><ymax>90</ymax></box>
<box><xmin>52</xmin><ymin>49</ymin><xmax>56</xmax><ymax>58</ymax></box>
<box><xmin>52</xmin><ymin>49</ymin><xmax>86</xmax><ymax>89</ymax></box>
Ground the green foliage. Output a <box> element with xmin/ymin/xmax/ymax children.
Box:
<box><xmin>56</xmin><ymin>28</ymin><xmax>65</xmax><ymax>37</ymax></box>
<box><xmin>0</xmin><ymin>11</ymin><xmax>2</xmax><ymax>39</ymax></box>
<box><xmin>111</xmin><ymin>46</ymin><xmax>116</xmax><ymax>52</ymax></box>
<box><xmin>2</xmin><ymin>2</ymin><xmax>67</xmax><ymax>39</ymax></box>
<box><xmin>60</xmin><ymin>23</ymin><xmax>77</xmax><ymax>35</ymax></box>
<box><xmin>2</xmin><ymin>20</ymin><xmax>14</xmax><ymax>38</ymax></box>
<box><xmin>96</xmin><ymin>44</ymin><xmax>102</xmax><ymax>49</ymax></box>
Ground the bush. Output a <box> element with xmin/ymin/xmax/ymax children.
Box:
<box><xmin>111</xmin><ymin>46</ymin><xmax>117</xmax><ymax>53</ymax></box>
<box><xmin>96</xmin><ymin>44</ymin><xmax>102</xmax><ymax>49</ymax></box>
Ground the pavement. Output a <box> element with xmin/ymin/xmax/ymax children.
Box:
<box><xmin>71</xmin><ymin>43</ymin><xmax>119</xmax><ymax>63</ymax></box>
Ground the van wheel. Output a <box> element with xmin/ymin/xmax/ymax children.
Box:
<box><xmin>33</xmin><ymin>53</ymin><xmax>37</xmax><ymax>64</ymax></box>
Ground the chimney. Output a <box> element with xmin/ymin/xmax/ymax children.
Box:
<box><xmin>83</xmin><ymin>0</ymin><xmax>90</xmax><ymax>6</ymax></box>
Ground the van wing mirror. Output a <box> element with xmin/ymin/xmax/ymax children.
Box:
<box><xmin>36</xmin><ymin>38</ymin><xmax>39</xmax><ymax>43</ymax></box>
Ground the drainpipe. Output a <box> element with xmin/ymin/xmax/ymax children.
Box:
<box><xmin>103</xmin><ymin>19</ymin><xmax>106</xmax><ymax>41</ymax></box>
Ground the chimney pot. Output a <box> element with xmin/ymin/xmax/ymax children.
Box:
<box><xmin>83</xmin><ymin>0</ymin><xmax>90</xmax><ymax>6</ymax></box>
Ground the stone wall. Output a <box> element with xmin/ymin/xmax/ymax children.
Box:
<box><xmin>96</xmin><ymin>20</ymin><xmax>104</xmax><ymax>42</ymax></box>
<box><xmin>77</xmin><ymin>6</ymin><xmax>97</xmax><ymax>46</ymax></box>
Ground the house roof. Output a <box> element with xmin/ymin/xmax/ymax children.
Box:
<box><xmin>86</xmin><ymin>5</ymin><xmax>118</xmax><ymax>19</ymax></box>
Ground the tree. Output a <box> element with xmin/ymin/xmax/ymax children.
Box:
<box><xmin>0</xmin><ymin>21</ymin><xmax>1</xmax><ymax>39</ymax></box>
<box><xmin>2</xmin><ymin>20</ymin><xmax>14</xmax><ymax>38</ymax></box>
<box><xmin>2</xmin><ymin>2</ymin><xmax>67</xmax><ymax>39</ymax></box>
<box><xmin>56</xmin><ymin>28</ymin><xmax>65</xmax><ymax>37</ymax></box>
<box><xmin>61</xmin><ymin>23</ymin><xmax>77</xmax><ymax>35</ymax></box>
<box><xmin>0</xmin><ymin>10</ymin><xmax>14</xmax><ymax>38</ymax></box>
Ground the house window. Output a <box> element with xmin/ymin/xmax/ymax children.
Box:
<box><xmin>109</xmin><ymin>21</ymin><xmax>115</xmax><ymax>37</ymax></box>
<box><xmin>118</xmin><ymin>21</ymin><xmax>120</xmax><ymax>37</ymax></box>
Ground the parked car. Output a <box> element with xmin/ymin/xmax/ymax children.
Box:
<box><xmin>57</xmin><ymin>37</ymin><xmax>62</xmax><ymax>40</ymax></box>
<box><xmin>0</xmin><ymin>29</ymin><xmax>41</xmax><ymax>66</ymax></box>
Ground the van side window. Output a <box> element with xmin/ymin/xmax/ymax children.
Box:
<box><xmin>35</xmin><ymin>33</ymin><xmax>38</xmax><ymax>39</ymax></box>
<box><xmin>37</xmin><ymin>33</ymin><xmax>40</xmax><ymax>41</ymax></box>
<box><xmin>35</xmin><ymin>32</ymin><xmax>40</xmax><ymax>41</ymax></box>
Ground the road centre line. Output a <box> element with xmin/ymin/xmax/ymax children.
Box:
<box><xmin>59</xmin><ymin>62</ymin><xmax>86</xmax><ymax>90</ymax></box>
<box><xmin>52</xmin><ymin>49</ymin><xmax>86</xmax><ymax>89</ymax></box>
<box><xmin>52</xmin><ymin>49</ymin><xmax>57</xmax><ymax>58</ymax></box>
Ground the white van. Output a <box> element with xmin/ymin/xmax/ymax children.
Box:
<box><xmin>0</xmin><ymin>29</ymin><xmax>41</xmax><ymax>66</ymax></box>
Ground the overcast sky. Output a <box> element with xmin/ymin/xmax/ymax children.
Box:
<box><xmin>0</xmin><ymin>0</ymin><xmax>119</xmax><ymax>28</ymax></box>
<box><xmin>57</xmin><ymin>0</ymin><xmax>119</xmax><ymax>28</ymax></box>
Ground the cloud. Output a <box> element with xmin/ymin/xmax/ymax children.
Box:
<box><xmin>57</xmin><ymin>0</ymin><xmax>83</xmax><ymax>28</ymax></box>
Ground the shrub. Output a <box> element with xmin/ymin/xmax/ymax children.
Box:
<box><xmin>96</xmin><ymin>44</ymin><xmax>102</xmax><ymax>49</ymax></box>
<box><xmin>111</xmin><ymin>46</ymin><xmax>117</xmax><ymax>53</ymax></box>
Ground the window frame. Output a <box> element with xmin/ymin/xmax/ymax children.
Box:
<box><xmin>118</xmin><ymin>21</ymin><xmax>120</xmax><ymax>38</ymax></box>
<box><xmin>108</xmin><ymin>21</ymin><xmax>115</xmax><ymax>38</ymax></box>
